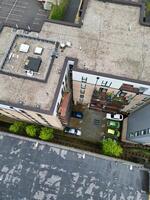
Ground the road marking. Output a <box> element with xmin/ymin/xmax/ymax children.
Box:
<box><xmin>0</xmin><ymin>16</ymin><xmax>7</xmax><ymax>19</ymax></box>
<box><xmin>5</xmin><ymin>0</ymin><xmax>19</xmax><ymax>22</ymax></box>
<box><xmin>13</xmin><ymin>9</ymin><xmax>24</xmax><ymax>13</ymax></box>
<box><xmin>7</xmin><ymin>18</ymin><xmax>20</xmax><ymax>22</ymax></box>
<box><xmin>10</xmin><ymin>13</ymin><xmax>22</xmax><ymax>17</ymax></box>
<box><xmin>1</xmin><ymin>3</ymin><xmax>13</xmax><ymax>6</ymax></box>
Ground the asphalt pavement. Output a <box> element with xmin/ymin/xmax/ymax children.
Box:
<box><xmin>0</xmin><ymin>0</ymin><xmax>48</xmax><ymax>32</ymax></box>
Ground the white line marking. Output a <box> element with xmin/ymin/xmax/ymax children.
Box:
<box><xmin>0</xmin><ymin>16</ymin><xmax>7</xmax><ymax>19</ymax></box>
<box><xmin>1</xmin><ymin>3</ymin><xmax>13</xmax><ymax>6</ymax></box>
<box><xmin>10</xmin><ymin>13</ymin><xmax>21</xmax><ymax>17</ymax></box>
<box><xmin>7</xmin><ymin>18</ymin><xmax>20</xmax><ymax>22</ymax></box>
<box><xmin>5</xmin><ymin>0</ymin><xmax>19</xmax><ymax>22</ymax></box>
<box><xmin>13</xmin><ymin>9</ymin><xmax>24</xmax><ymax>13</ymax></box>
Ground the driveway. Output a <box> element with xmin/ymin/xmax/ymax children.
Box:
<box><xmin>0</xmin><ymin>0</ymin><xmax>48</xmax><ymax>32</ymax></box>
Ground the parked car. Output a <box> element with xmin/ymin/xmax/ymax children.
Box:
<box><xmin>106</xmin><ymin>113</ymin><xmax>123</xmax><ymax>121</ymax></box>
<box><xmin>64</xmin><ymin>127</ymin><xmax>81</xmax><ymax>136</ymax></box>
<box><xmin>107</xmin><ymin>128</ymin><xmax>120</xmax><ymax>137</ymax></box>
<box><xmin>107</xmin><ymin>120</ymin><xmax>120</xmax><ymax>129</ymax></box>
<box><xmin>71</xmin><ymin>111</ymin><xmax>83</xmax><ymax>119</ymax></box>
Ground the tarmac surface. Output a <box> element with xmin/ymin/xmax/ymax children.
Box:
<box><xmin>0</xmin><ymin>0</ymin><xmax>48</xmax><ymax>32</ymax></box>
<box><xmin>0</xmin><ymin>132</ymin><xmax>149</xmax><ymax>200</ymax></box>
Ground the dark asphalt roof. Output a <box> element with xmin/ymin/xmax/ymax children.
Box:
<box><xmin>0</xmin><ymin>132</ymin><xmax>149</xmax><ymax>200</ymax></box>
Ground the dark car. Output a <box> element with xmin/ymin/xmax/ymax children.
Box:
<box><xmin>64</xmin><ymin>127</ymin><xmax>81</xmax><ymax>136</ymax></box>
<box><xmin>71</xmin><ymin>111</ymin><xmax>83</xmax><ymax>119</ymax></box>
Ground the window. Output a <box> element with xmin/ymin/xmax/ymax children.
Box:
<box><xmin>81</xmin><ymin>77</ymin><xmax>87</xmax><ymax>83</ymax></box>
<box><xmin>20</xmin><ymin>110</ymin><xmax>40</xmax><ymax>124</ymax></box>
<box><xmin>81</xmin><ymin>83</ymin><xmax>86</xmax><ymax>89</ymax></box>
<box><xmin>140</xmin><ymin>129</ymin><xmax>147</xmax><ymax>135</ymax></box>
<box><xmin>139</xmin><ymin>87</ymin><xmax>148</xmax><ymax>94</ymax></box>
<box><xmin>101</xmin><ymin>80</ymin><xmax>112</xmax><ymax>87</ymax></box>
<box><xmin>129</xmin><ymin>132</ymin><xmax>134</xmax><ymax>137</ymax></box>
<box><xmin>142</xmin><ymin>97</ymin><xmax>150</xmax><ymax>102</ymax></box>
<box><xmin>134</xmin><ymin>131</ymin><xmax>140</xmax><ymax>137</ymax></box>
<box><xmin>80</xmin><ymin>94</ymin><xmax>84</xmax><ymax>99</ymax></box>
<box><xmin>37</xmin><ymin>113</ymin><xmax>51</xmax><ymax>127</ymax></box>
<box><xmin>80</xmin><ymin>89</ymin><xmax>85</xmax><ymax>94</ymax></box>
<box><xmin>136</xmin><ymin>102</ymin><xmax>144</xmax><ymax>106</ymax></box>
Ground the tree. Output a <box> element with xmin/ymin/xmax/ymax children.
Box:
<box><xmin>26</xmin><ymin>125</ymin><xmax>37</xmax><ymax>138</ymax></box>
<box><xmin>9</xmin><ymin>121</ymin><xmax>26</xmax><ymax>134</ymax></box>
<box><xmin>39</xmin><ymin>127</ymin><xmax>54</xmax><ymax>141</ymax></box>
<box><xmin>101</xmin><ymin>138</ymin><xmax>123</xmax><ymax>157</ymax></box>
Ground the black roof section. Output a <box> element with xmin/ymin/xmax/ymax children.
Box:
<box><xmin>24</xmin><ymin>57</ymin><xmax>42</xmax><ymax>72</ymax></box>
<box><xmin>0</xmin><ymin>132</ymin><xmax>148</xmax><ymax>200</ymax></box>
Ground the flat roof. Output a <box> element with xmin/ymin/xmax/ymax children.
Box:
<box><xmin>0</xmin><ymin>132</ymin><xmax>148</xmax><ymax>199</ymax></box>
<box><xmin>0</xmin><ymin>0</ymin><xmax>150</xmax><ymax>111</ymax></box>
<box><xmin>0</xmin><ymin>28</ymin><xmax>67</xmax><ymax>111</ymax></box>
<box><xmin>40</xmin><ymin>0</ymin><xmax>150</xmax><ymax>82</ymax></box>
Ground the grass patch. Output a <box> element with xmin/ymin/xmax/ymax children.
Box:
<box><xmin>50</xmin><ymin>0</ymin><xmax>70</xmax><ymax>20</ymax></box>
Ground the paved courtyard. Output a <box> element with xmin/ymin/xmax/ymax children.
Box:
<box><xmin>70</xmin><ymin>109</ymin><xmax>106</xmax><ymax>142</ymax></box>
<box><xmin>0</xmin><ymin>0</ymin><xmax>48</xmax><ymax>32</ymax></box>
<box><xmin>0</xmin><ymin>132</ymin><xmax>149</xmax><ymax>200</ymax></box>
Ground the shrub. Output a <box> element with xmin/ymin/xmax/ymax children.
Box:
<box><xmin>9</xmin><ymin>121</ymin><xmax>26</xmax><ymax>134</ymax></box>
<box><xmin>26</xmin><ymin>125</ymin><xmax>38</xmax><ymax>138</ymax></box>
<box><xmin>39</xmin><ymin>127</ymin><xmax>54</xmax><ymax>141</ymax></box>
<box><xmin>50</xmin><ymin>0</ymin><xmax>69</xmax><ymax>20</ymax></box>
<box><xmin>101</xmin><ymin>138</ymin><xmax>123</xmax><ymax>157</ymax></box>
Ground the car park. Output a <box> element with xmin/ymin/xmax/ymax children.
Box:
<box><xmin>106</xmin><ymin>113</ymin><xmax>123</xmax><ymax>121</ymax></box>
<box><xmin>107</xmin><ymin>128</ymin><xmax>120</xmax><ymax>137</ymax></box>
<box><xmin>107</xmin><ymin>120</ymin><xmax>120</xmax><ymax>129</ymax></box>
<box><xmin>64</xmin><ymin>127</ymin><xmax>82</xmax><ymax>136</ymax></box>
<box><xmin>71</xmin><ymin>111</ymin><xmax>83</xmax><ymax>119</ymax></box>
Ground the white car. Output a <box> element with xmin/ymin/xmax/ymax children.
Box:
<box><xmin>64</xmin><ymin>127</ymin><xmax>82</xmax><ymax>136</ymax></box>
<box><xmin>106</xmin><ymin>113</ymin><xmax>123</xmax><ymax>121</ymax></box>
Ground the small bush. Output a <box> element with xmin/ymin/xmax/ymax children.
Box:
<box><xmin>101</xmin><ymin>138</ymin><xmax>123</xmax><ymax>157</ymax></box>
<box><xmin>50</xmin><ymin>0</ymin><xmax>69</xmax><ymax>20</ymax></box>
<box><xmin>26</xmin><ymin>125</ymin><xmax>38</xmax><ymax>138</ymax></box>
<box><xmin>39</xmin><ymin>127</ymin><xmax>54</xmax><ymax>141</ymax></box>
<box><xmin>9</xmin><ymin>121</ymin><xmax>26</xmax><ymax>134</ymax></box>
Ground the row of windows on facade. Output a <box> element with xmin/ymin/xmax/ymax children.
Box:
<box><xmin>82</xmin><ymin>77</ymin><xmax>149</xmax><ymax>94</ymax></box>
<box><xmin>0</xmin><ymin>107</ymin><xmax>51</xmax><ymax>127</ymax></box>
<box><xmin>129</xmin><ymin>128</ymin><xmax>150</xmax><ymax>138</ymax></box>
<box><xmin>81</xmin><ymin>77</ymin><xmax>112</xmax><ymax>87</ymax></box>
<box><xmin>126</xmin><ymin>97</ymin><xmax>150</xmax><ymax>113</ymax></box>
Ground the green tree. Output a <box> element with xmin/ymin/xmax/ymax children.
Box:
<box><xmin>39</xmin><ymin>127</ymin><xmax>54</xmax><ymax>141</ymax></box>
<box><xmin>101</xmin><ymin>138</ymin><xmax>123</xmax><ymax>157</ymax></box>
<box><xmin>9</xmin><ymin>121</ymin><xmax>26</xmax><ymax>134</ymax></box>
<box><xmin>26</xmin><ymin>125</ymin><xmax>37</xmax><ymax>138</ymax></box>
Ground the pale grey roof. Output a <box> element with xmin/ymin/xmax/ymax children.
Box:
<box><xmin>127</xmin><ymin>104</ymin><xmax>150</xmax><ymax>143</ymax></box>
